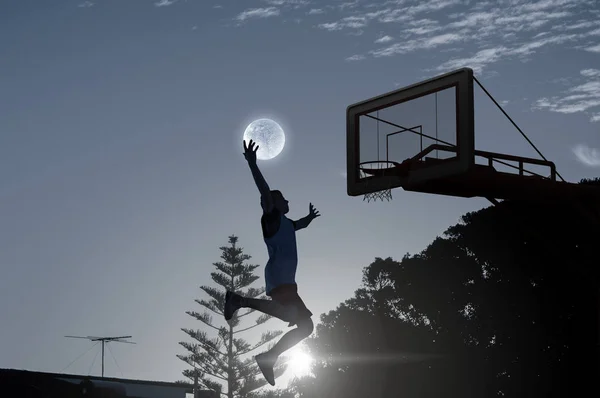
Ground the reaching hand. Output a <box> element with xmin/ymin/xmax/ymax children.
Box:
<box><xmin>243</xmin><ymin>139</ymin><xmax>259</xmax><ymax>164</ymax></box>
<box><xmin>309</xmin><ymin>203</ymin><xmax>320</xmax><ymax>220</ymax></box>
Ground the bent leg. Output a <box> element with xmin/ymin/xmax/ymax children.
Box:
<box><xmin>254</xmin><ymin>319</ymin><xmax>314</xmax><ymax>387</ymax></box>
<box><xmin>269</xmin><ymin>317</ymin><xmax>314</xmax><ymax>357</ymax></box>
<box><xmin>241</xmin><ymin>297</ymin><xmax>298</xmax><ymax>323</ymax></box>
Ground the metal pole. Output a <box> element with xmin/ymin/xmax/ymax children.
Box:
<box><xmin>102</xmin><ymin>341</ymin><xmax>105</xmax><ymax>377</ymax></box>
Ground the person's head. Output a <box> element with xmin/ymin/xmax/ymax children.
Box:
<box><xmin>269</xmin><ymin>190</ymin><xmax>289</xmax><ymax>214</ymax></box>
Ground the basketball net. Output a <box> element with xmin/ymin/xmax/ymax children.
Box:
<box><xmin>363</xmin><ymin>189</ymin><xmax>392</xmax><ymax>202</ymax></box>
<box><xmin>358</xmin><ymin>161</ymin><xmax>396</xmax><ymax>202</ymax></box>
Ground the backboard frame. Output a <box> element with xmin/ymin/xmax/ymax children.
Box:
<box><xmin>347</xmin><ymin>67</ymin><xmax>475</xmax><ymax>197</ymax></box>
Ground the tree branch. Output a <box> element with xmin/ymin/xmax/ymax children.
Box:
<box><xmin>197</xmin><ymin>367</ymin><xmax>227</xmax><ymax>382</ymax></box>
<box><xmin>233</xmin><ymin>324</ymin><xmax>258</xmax><ymax>334</ymax></box>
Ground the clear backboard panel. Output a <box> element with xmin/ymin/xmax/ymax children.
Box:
<box><xmin>347</xmin><ymin>68</ymin><xmax>474</xmax><ymax>197</ymax></box>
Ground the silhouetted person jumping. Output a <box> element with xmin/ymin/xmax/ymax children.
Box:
<box><xmin>224</xmin><ymin>139</ymin><xmax>319</xmax><ymax>386</ymax></box>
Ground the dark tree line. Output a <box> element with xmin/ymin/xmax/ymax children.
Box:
<box><xmin>286</xmin><ymin>178</ymin><xmax>600</xmax><ymax>397</ymax></box>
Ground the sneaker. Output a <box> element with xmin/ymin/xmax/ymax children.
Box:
<box><xmin>224</xmin><ymin>291</ymin><xmax>242</xmax><ymax>321</ymax></box>
<box><xmin>255</xmin><ymin>352</ymin><xmax>277</xmax><ymax>386</ymax></box>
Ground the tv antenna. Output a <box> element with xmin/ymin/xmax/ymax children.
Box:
<box><xmin>65</xmin><ymin>335</ymin><xmax>136</xmax><ymax>377</ymax></box>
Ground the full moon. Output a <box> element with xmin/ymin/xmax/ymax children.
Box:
<box><xmin>243</xmin><ymin>118</ymin><xmax>285</xmax><ymax>160</ymax></box>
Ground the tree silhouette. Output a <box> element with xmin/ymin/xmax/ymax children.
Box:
<box><xmin>178</xmin><ymin>235</ymin><xmax>287</xmax><ymax>398</ymax></box>
<box><xmin>291</xmin><ymin>180</ymin><xmax>600</xmax><ymax>397</ymax></box>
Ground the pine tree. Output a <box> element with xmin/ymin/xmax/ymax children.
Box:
<box><xmin>178</xmin><ymin>235</ymin><xmax>287</xmax><ymax>398</ymax></box>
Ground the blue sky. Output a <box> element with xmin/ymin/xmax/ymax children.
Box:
<box><xmin>1</xmin><ymin>0</ymin><xmax>599</xmax><ymax>392</ymax></box>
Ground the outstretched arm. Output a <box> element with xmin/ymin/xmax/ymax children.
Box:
<box><xmin>295</xmin><ymin>203</ymin><xmax>320</xmax><ymax>230</ymax></box>
<box><xmin>244</xmin><ymin>140</ymin><xmax>273</xmax><ymax>212</ymax></box>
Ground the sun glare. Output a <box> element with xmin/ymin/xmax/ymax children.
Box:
<box><xmin>286</xmin><ymin>346</ymin><xmax>314</xmax><ymax>377</ymax></box>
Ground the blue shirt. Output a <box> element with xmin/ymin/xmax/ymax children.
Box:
<box><xmin>262</xmin><ymin>210</ymin><xmax>298</xmax><ymax>295</ymax></box>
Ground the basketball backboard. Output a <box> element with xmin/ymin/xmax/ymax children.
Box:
<box><xmin>347</xmin><ymin>67</ymin><xmax>475</xmax><ymax>197</ymax></box>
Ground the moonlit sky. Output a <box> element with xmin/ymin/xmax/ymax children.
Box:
<box><xmin>1</xmin><ymin>0</ymin><xmax>599</xmax><ymax>391</ymax></box>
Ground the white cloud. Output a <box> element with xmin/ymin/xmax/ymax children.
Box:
<box><xmin>585</xmin><ymin>43</ymin><xmax>600</xmax><ymax>53</ymax></box>
<box><xmin>318</xmin><ymin>22</ymin><xmax>341</xmax><ymax>31</ymax></box>
<box><xmin>78</xmin><ymin>1</ymin><xmax>94</xmax><ymax>7</ymax></box>
<box><xmin>377</xmin><ymin>10</ymin><xmax>411</xmax><ymax>24</ymax></box>
<box><xmin>494</xmin><ymin>11</ymin><xmax>573</xmax><ymax>33</ymax></box>
<box><xmin>404</xmin><ymin>25</ymin><xmax>442</xmax><ymax>35</ymax></box>
<box><xmin>227</xmin><ymin>0</ymin><xmax>599</xmax><ymax>71</ymax></box>
<box><xmin>339</xmin><ymin>1</ymin><xmax>360</xmax><ymax>11</ymax></box>
<box><xmin>572</xmin><ymin>144</ymin><xmax>600</xmax><ymax>167</ymax></box>
<box><xmin>552</xmin><ymin>20</ymin><xmax>600</xmax><ymax>32</ymax></box>
<box><xmin>236</xmin><ymin>7</ymin><xmax>280</xmax><ymax>21</ymax></box>
<box><xmin>532</xmin><ymin>69</ymin><xmax>600</xmax><ymax>122</ymax></box>
<box><xmin>345</xmin><ymin>54</ymin><xmax>366</xmax><ymax>61</ymax></box>
<box><xmin>263</xmin><ymin>0</ymin><xmax>310</xmax><ymax>8</ymax></box>
<box><xmin>435</xmin><ymin>46</ymin><xmax>507</xmax><ymax>74</ymax></box>
<box><xmin>318</xmin><ymin>0</ymin><xmax>462</xmax><ymax>28</ymax></box>
<box><xmin>264</xmin><ymin>0</ymin><xmax>304</xmax><ymax>4</ymax></box>
<box><xmin>435</xmin><ymin>26</ymin><xmax>597</xmax><ymax>74</ymax></box>
<box><xmin>517</xmin><ymin>0</ymin><xmax>580</xmax><ymax>12</ymax></box>
<box><xmin>507</xmin><ymin>33</ymin><xmax>580</xmax><ymax>56</ymax></box>
<box><xmin>155</xmin><ymin>0</ymin><xmax>177</xmax><ymax>6</ymax></box>
<box><xmin>311</xmin><ymin>0</ymin><xmax>599</xmax><ymax>67</ymax></box>
<box><xmin>581</xmin><ymin>69</ymin><xmax>600</xmax><ymax>78</ymax></box>
<box><xmin>348</xmin><ymin>29</ymin><xmax>365</xmax><ymax>36</ymax></box>
<box><xmin>319</xmin><ymin>15</ymin><xmax>369</xmax><ymax>31</ymax></box>
<box><xmin>372</xmin><ymin>32</ymin><xmax>465</xmax><ymax>57</ymax></box>
<box><xmin>403</xmin><ymin>0</ymin><xmax>462</xmax><ymax>16</ymax></box>
<box><xmin>375</xmin><ymin>35</ymin><xmax>393</xmax><ymax>43</ymax></box>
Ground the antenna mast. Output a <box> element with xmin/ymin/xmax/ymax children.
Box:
<box><xmin>65</xmin><ymin>335</ymin><xmax>135</xmax><ymax>377</ymax></box>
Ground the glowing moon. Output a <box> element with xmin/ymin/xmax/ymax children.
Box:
<box><xmin>243</xmin><ymin>118</ymin><xmax>285</xmax><ymax>160</ymax></box>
